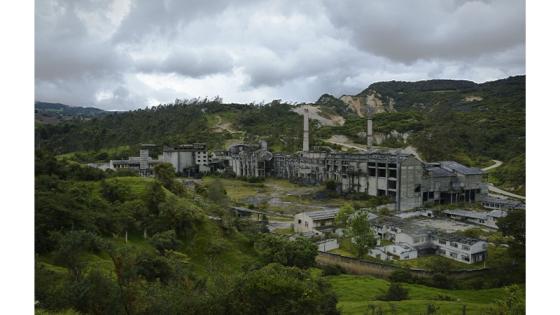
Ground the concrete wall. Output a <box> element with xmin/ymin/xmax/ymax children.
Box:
<box><xmin>317</xmin><ymin>239</ymin><xmax>339</xmax><ymax>252</ymax></box>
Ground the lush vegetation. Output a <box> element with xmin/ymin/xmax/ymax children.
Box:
<box><xmin>35</xmin><ymin>151</ymin><xmax>340</xmax><ymax>314</ymax></box>
<box><xmin>326</xmin><ymin>274</ymin><xmax>524</xmax><ymax>315</ymax></box>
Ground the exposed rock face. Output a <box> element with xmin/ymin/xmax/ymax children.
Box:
<box><xmin>291</xmin><ymin>104</ymin><xmax>345</xmax><ymax>126</ymax></box>
<box><xmin>339</xmin><ymin>90</ymin><xmax>396</xmax><ymax>117</ymax></box>
<box><xmin>463</xmin><ymin>95</ymin><xmax>483</xmax><ymax>102</ymax></box>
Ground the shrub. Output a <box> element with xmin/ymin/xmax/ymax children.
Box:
<box><xmin>389</xmin><ymin>269</ymin><xmax>414</xmax><ymax>283</ymax></box>
<box><xmin>322</xmin><ymin>264</ymin><xmax>345</xmax><ymax>276</ymax></box>
<box><xmin>376</xmin><ymin>282</ymin><xmax>409</xmax><ymax>301</ymax></box>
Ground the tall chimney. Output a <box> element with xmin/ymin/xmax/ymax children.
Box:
<box><xmin>367</xmin><ymin>117</ymin><xmax>373</xmax><ymax>151</ymax></box>
<box><xmin>303</xmin><ymin>108</ymin><xmax>309</xmax><ymax>152</ymax></box>
<box><xmin>367</xmin><ymin>109</ymin><xmax>373</xmax><ymax>152</ymax></box>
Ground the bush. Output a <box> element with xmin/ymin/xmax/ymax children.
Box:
<box><xmin>376</xmin><ymin>282</ymin><xmax>409</xmax><ymax>301</ymax></box>
<box><xmin>322</xmin><ymin>264</ymin><xmax>345</xmax><ymax>276</ymax></box>
<box><xmin>389</xmin><ymin>270</ymin><xmax>414</xmax><ymax>283</ymax></box>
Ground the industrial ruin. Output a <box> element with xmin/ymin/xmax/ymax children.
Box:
<box><xmin>93</xmin><ymin>108</ymin><xmax>488</xmax><ymax>212</ymax></box>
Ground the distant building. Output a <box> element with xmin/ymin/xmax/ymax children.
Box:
<box><xmin>369</xmin><ymin>217</ymin><xmax>487</xmax><ymax>264</ymax></box>
<box><xmin>294</xmin><ymin>208</ymin><xmax>339</xmax><ymax>235</ymax></box>
<box><xmin>162</xmin><ymin>143</ymin><xmax>209</xmax><ymax>175</ymax></box>
<box><xmin>91</xmin><ymin>143</ymin><xmax>210</xmax><ymax>176</ymax></box>
<box><xmin>109</xmin><ymin>144</ymin><xmax>163</xmax><ymax>176</ymax></box>
<box><xmin>481</xmin><ymin>196</ymin><xmax>525</xmax><ymax>210</ymax></box>
<box><xmin>369</xmin><ymin>243</ymin><xmax>418</xmax><ymax>261</ymax></box>
<box><xmin>443</xmin><ymin>209</ymin><xmax>507</xmax><ymax>229</ymax></box>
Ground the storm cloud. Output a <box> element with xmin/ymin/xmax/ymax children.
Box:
<box><xmin>35</xmin><ymin>0</ymin><xmax>525</xmax><ymax>110</ymax></box>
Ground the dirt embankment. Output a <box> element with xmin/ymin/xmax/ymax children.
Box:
<box><xmin>291</xmin><ymin>105</ymin><xmax>345</xmax><ymax>126</ymax></box>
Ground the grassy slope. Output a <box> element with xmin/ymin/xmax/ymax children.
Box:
<box><xmin>327</xmin><ymin>274</ymin><xmax>513</xmax><ymax>315</ymax></box>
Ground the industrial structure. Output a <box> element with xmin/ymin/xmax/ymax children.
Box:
<box><xmin>223</xmin><ymin>108</ymin><xmax>488</xmax><ymax>211</ymax></box>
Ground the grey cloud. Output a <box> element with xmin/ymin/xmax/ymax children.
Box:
<box><xmin>136</xmin><ymin>49</ymin><xmax>234</xmax><ymax>78</ymax></box>
<box><xmin>35</xmin><ymin>0</ymin><xmax>525</xmax><ymax>110</ymax></box>
<box><xmin>323</xmin><ymin>0</ymin><xmax>525</xmax><ymax>63</ymax></box>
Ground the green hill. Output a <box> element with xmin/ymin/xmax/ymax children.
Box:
<box><xmin>35</xmin><ymin>76</ymin><xmax>525</xmax><ymax>193</ymax></box>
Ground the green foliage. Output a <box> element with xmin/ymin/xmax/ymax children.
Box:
<box><xmin>208</xmin><ymin>178</ymin><xmax>229</xmax><ymax>207</ymax></box>
<box><xmin>335</xmin><ymin>203</ymin><xmax>355</xmax><ymax>227</ymax></box>
<box><xmin>154</xmin><ymin>163</ymin><xmax>185</xmax><ymax>195</ymax></box>
<box><xmin>254</xmin><ymin>234</ymin><xmax>318</xmax><ymax>269</ymax></box>
<box><xmin>348</xmin><ymin>211</ymin><xmax>376</xmax><ymax>258</ymax></box>
<box><xmin>101</xmin><ymin>179</ymin><xmax>132</xmax><ymax>203</ymax></box>
<box><xmin>388</xmin><ymin>270</ymin><xmax>414</xmax><ymax>283</ymax></box>
<box><xmin>149</xmin><ymin>230</ymin><xmax>182</xmax><ymax>254</ymax></box>
<box><xmin>227</xmin><ymin>263</ymin><xmax>340</xmax><ymax>315</ymax></box>
<box><xmin>376</xmin><ymin>282</ymin><xmax>409</xmax><ymax>301</ymax></box>
<box><xmin>489</xmin><ymin>154</ymin><xmax>526</xmax><ymax>194</ymax></box>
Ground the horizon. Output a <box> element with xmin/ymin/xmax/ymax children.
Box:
<box><xmin>36</xmin><ymin>73</ymin><xmax>526</xmax><ymax>111</ymax></box>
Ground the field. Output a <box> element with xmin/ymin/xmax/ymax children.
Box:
<box><xmin>326</xmin><ymin>274</ymin><xmax>513</xmax><ymax>315</ymax></box>
<box><xmin>201</xmin><ymin>176</ymin><xmax>350</xmax><ymax>215</ymax></box>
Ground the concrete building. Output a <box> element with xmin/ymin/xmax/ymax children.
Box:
<box><xmin>443</xmin><ymin>209</ymin><xmax>507</xmax><ymax>229</ymax></box>
<box><xmin>162</xmin><ymin>143</ymin><xmax>209</xmax><ymax>175</ymax></box>
<box><xmin>431</xmin><ymin>233</ymin><xmax>487</xmax><ymax>263</ymax></box>
<box><xmin>370</xmin><ymin>217</ymin><xmax>488</xmax><ymax>264</ymax></box>
<box><xmin>108</xmin><ymin>144</ymin><xmax>163</xmax><ymax>176</ymax></box>
<box><xmin>294</xmin><ymin>208</ymin><xmax>339</xmax><ymax>235</ymax></box>
<box><xmin>207</xmin><ymin>106</ymin><xmax>487</xmax><ymax>212</ymax></box>
<box><xmin>481</xmin><ymin>196</ymin><xmax>525</xmax><ymax>210</ymax></box>
<box><xmin>225</xmin><ymin>142</ymin><xmax>274</xmax><ymax>178</ymax></box>
<box><xmin>369</xmin><ymin>243</ymin><xmax>418</xmax><ymax>261</ymax></box>
<box><xmin>94</xmin><ymin>143</ymin><xmax>210</xmax><ymax>176</ymax></box>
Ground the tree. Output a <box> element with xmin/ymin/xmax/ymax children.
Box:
<box><xmin>348</xmin><ymin>211</ymin><xmax>375</xmax><ymax>258</ymax></box>
<box><xmin>376</xmin><ymin>282</ymin><xmax>409</xmax><ymax>301</ymax></box>
<box><xmin>154</xmin><ymin>163</ymin><xmax>185</xmax><ymax>195</ymax></box>
<box><xmin>335</xmin><ymin>203</ymin><xmax>355</xmax><ymax>227</ymax></box>
<box><xmin>254</xmin><ymin>234</ymin><xmax>318</xmax><ymax>269</ymax></box>
<box><xmin>227</xmin><ymin>263</ymin><xmax>339</xmax><ymax>315</ymax></box>
<box><xmin>149</xmin><ymin>230</ymin><xmax>182</xmax><ymax>255</ymax></box>
<box><xmin>101</xmin><ymin>180</ymin><xmax>131</xmax><ymax>203</ymax></box>
<box><xmin>208</xmin><ymin>178</ymin><xmax>229</xmax><ymax>207</ymax></box>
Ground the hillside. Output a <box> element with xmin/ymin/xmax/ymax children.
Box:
<box><xmin>35</xmin><ymin>76</ymin><xmax>525</xmax><ymax>193</ymax></box>
<box><xmin>35</xmin><ymin>101</ymin><xmax>109</xmax><ymax>125</ymax></box>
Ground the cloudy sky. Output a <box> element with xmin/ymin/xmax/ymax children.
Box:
<box><xmin>35</xmin><ymin>0</ymin><xmax>525</xmax><ymax>110</ymax></box>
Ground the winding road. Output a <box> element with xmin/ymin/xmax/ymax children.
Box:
<box><xmin>481</xmin><ymin>160</ymin><xmax>525</xmax><ymax>200</ymax></box>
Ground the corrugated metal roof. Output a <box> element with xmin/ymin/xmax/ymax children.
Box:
<box><xmin>303</xmin><ymin>208</ymin><xmax>339</xmax><ymax>220</ymax></box>
<box><xmin>444</xmin><ymin>209</ymin><xmax>487</xmax><ymax>220</ymax></box>
<box><xmin>440</xmin><ymin>161</ymin><xmax>484</xmax><ymax>175</ymax></box>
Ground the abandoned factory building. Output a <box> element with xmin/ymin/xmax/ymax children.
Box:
<box><xmin>222</xmin><ymin>109</ymin><xmax>487</xmax><ymax>211</ymax></box>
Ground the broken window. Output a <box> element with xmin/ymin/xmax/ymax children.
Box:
<box><xmin>377</xmin><ymin>189</ymin><xmax>386</xmax><ymax>196</ymax></box>
<box><xmin>377</xmin><ymin>163</ymin><xmax>386</xmax><ymax>168</ymax></box>
<box><xmin>388</xmin><ymin>180</ymin><xmax>397</xmax><ymax>189</ymax></box>
<box><xmin>378</xmin><ymin>169</ymin><xmax>386</xmax><ymax>177</ymax></box>
<box><xmin>389</xmin><ymin>169</ymin><xmax>397</xmax><ymax>178</ymax></box>
<box><xmin>368</xmin><ymin>168</ymin><xmax>376</xmax><ymax>176</ymax></box>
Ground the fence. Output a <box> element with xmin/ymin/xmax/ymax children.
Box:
<box><xmin>315</xmin><ymin>252</ymin><xmax>491</xmax><ymax>280</ymax></box>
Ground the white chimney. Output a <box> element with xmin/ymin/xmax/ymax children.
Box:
<box><xmin>303</xmin><ymin>108</ymin><xmax>309</xmax><ymax>152</ymax></box>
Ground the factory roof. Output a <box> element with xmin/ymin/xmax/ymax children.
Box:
<box><xmin>443</xmin><ymin>209</ymin><xmax>488</xmax><ymax>220</ymax></box>
<box><xmin>425</xmin><ymin>166</ymin><xmax>455</xmax><ymax>177</ymax></box>
<box><xmin>432</xmin><ymin>232</ymin><xmax>485</xmax><ymax>245</ymax></box>
<box><xmin>301</xmin><ymin>208</ymin><xmax>339</xmax><ymax>220</ymax></box>
<box><xmin>439</xmin><ymin>161</ymin><xmax>484</xmax><ymax>175</ymax></box>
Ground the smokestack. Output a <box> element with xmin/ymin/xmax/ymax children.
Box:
<box><xmin>367</xmin><ymin>117</ymin><xmax>373</xmax><ymax>151</ymax></box>
<box><xmin>303</xmin><ymin>108</ymin><xmax>309</xmax><ymax>152</ymax></box>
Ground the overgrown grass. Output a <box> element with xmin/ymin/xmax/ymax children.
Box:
<box><xmin>326</xmin><ymin>274</ymin><xmax>513</xmax><ymax>315</ymax></box>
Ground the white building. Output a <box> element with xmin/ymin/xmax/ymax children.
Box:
<box><xmin>370</xmin><ymin>217</ymin><xmax>488</xmax><ymax>264</ymax></box>
<box><xmin>431</xmin><ymin>233</ymin><xmax>487</xmax><ymax>263</ymax></box>
<box><xmin>369</xmin><ymin>242</ymin><xmax>418</xmax><ymax>261</ymax></box>
<box><xmin>294</xmin><ymin>208</ymin><xmax>339</xmax><ymax>235</ymax></box>
<box><xmin>443</xmin><ymin>209</ymin><xmax>507</xmax><ymax>229</ymax></box>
